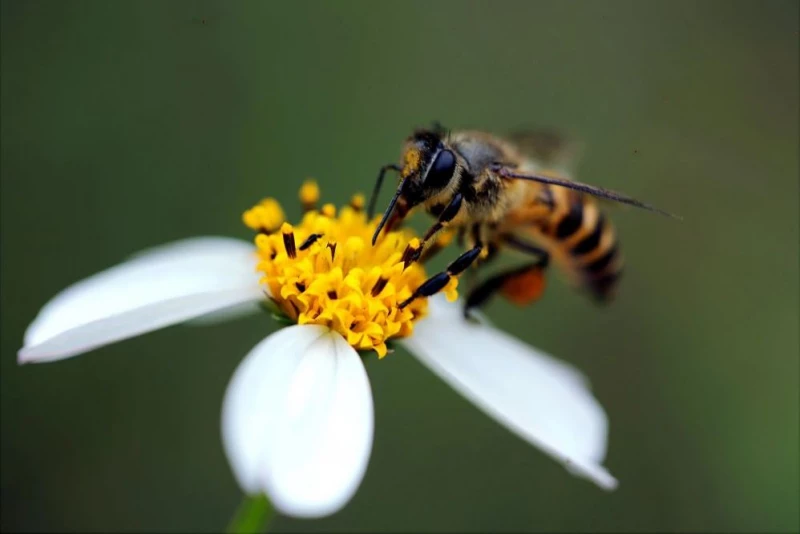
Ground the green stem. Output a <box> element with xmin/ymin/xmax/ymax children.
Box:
<box><xmin>227</xmin><ymin>494</ymin><xmax>275</xmax><ymax>534</ymax></box>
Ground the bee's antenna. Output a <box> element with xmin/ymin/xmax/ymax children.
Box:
<box><xmin>368</xmin><ymin>164</ymin><xmax>401</xmax><ymax>219</ymax></box>
<box><xmin>371</xmin><ymin>180</ymin><xmax>405</xmax><ymax>245</ymax></box>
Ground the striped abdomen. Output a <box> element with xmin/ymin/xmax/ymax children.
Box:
<box><xmin>539</xmin><ymin>187</ymin><xmax>623</xmax><ymax>301</ymax></box>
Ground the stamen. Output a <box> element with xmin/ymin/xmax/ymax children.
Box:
<box><xmin>299</xmin><ymin>233</ymin><xmax>323</xmax><ymax>251</ymax></box>
<box><xmin>371</xmin><ymin>276</ymin><xmax>388</xmax><ymax>297</ymax></box>
<box><xmin>401</xmin><ymin>238</ymin><xmax>422</xmax><ymax>268</ymax></box>
<box><xmin>281</xmin><ymin>222</ymin><xmax>297</xmax><ymax>259</ymax></box>
<box><xmin>327</xmin><ymin>242</ymin><xmax>337</xmax><ymax>260</ymax></box>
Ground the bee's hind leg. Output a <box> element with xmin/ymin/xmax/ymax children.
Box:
<box><xmin>463</xmin><ymin>239</ymin><xmax>550</xmax><ymax>319</ymax></box>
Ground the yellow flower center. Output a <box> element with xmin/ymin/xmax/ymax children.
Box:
<box><xmin>243</xmin><ymin>182</ymin><xmax>458</xmax><ymax>357</ymax></box>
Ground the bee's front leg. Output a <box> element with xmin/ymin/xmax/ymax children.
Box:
<box><xmin>367</xmin><ymin>163</ymin><xmax>401</xmax><ymax>219</ymax></box>
<box><xmin>405</xmin><ymin>193</ymin><xmax>463</xmax><ymax>264</ymax></box>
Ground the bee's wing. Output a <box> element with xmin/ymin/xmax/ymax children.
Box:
<box><xmin>496</xmin><ymin>166</ymin><xmax>681</xmax><ymax>220</ymax></box>
<box><xmin>506</xmin><ymin>130</ymin><xmax>681</xmax><ymax>219</ymax></box>
<box><xmin>507</xmin><ymin>129</ymin><xmax>583</xmax><ymax>173</ymax></box>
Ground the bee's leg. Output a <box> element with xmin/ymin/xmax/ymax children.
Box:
<box><xmin>398</xmin><ymin>246</ymin><xmax>482</xmax><ymax>309</ymax></box>
<box><xmin>463</xmin><ymin>241</ymin><xmax>498</xmax><ymax>293</ymax></box>
<box><xmin>468</xmin><ymin>223</ymin><xmax>500</xmax><ymax>265</ymax></box>
<box><xmin>456</xmin><ymin>226</ymin><xmax>466</xmax><ymax>247</ymax></box>
<box><xmin>407</xmin><ymin>193</ymin><xmax>464</xmax><ymax>264</ymax></box>
<box><xmin>367</xmin><ymin>163</ymin><xmax>401</xmax><ymax>219</ymax></box>
<box><xmin>417</xmin><ymin>241</ymin><xmax>445</xmax><ymax>264</ymax></box>
<box><xmin>418</xmin><ymin>228</ymin><xmax>456</xmax><ymax>264</ymax></box>
<box><xmin>464</xmin><ymin>242</ymin><xmax>550</xmax><ymax>318</ymax></box>
<box><xmin>503</xmin><ymin>235</ymin><xmax>548</xmax><ymax>257</ymax></box>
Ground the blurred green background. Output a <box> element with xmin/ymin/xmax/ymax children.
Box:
<box><xmin>2</xmin><ymin>1</ymin><xmax>798</xmax><ymax>532</ymax></box>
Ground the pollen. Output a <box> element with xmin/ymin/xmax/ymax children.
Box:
<box><xmin>402</xmin><ymin>148</ymin><xmax>421</xmax><ymax>178</ymax></box>
<box><xmin>436</xmin><ymin>228</ymin><xmax>455</xmax><ymax>248</ymax></box>
<box><xmin>246</xmin><ymin>185</ymin><xmax>441</xmax><ymax>358</ymax></box>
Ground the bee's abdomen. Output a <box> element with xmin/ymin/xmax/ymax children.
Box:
<box><xmin>545</xmin><ymin>191</ymin><xmax>623</xmax><ymax>302</ymax></box>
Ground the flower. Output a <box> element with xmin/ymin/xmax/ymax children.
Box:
<box><xmin>18</xmin><ymin>182</ymin><xmax>617</xmax><ymax>519</ymax></box>
<box><xmin>242</xmin><ymin>187</ymin><xmax>455</xmax><ymax>358</ymax></box>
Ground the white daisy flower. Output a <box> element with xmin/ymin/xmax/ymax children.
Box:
<box><xmin>18</xmin><ymin>182</ymin><xmax>617</xmax><ymax>519</ymax></box>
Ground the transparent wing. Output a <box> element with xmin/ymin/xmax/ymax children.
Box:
<box><xmin>496</xmin><ymin>166</ymin><xmax>680</xmax><ymax>220</ymax></box>
<box><xmin>507</xmin><ymin>128</ymin><xmax>583</xmax><ymax>172</ymax></box>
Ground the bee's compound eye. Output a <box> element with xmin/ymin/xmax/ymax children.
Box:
<box><xmin>425</xmin><ymin>149</ymin><xmax>456</xmax><ymax>189</ymax></box>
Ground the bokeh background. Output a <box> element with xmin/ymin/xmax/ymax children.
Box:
<box><xmin>2</xmin><ymin>1</ymin><xmax>798</xmax><ymax>532</ymax></box>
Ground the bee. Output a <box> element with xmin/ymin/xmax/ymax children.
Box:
<box><xmin>368</xmin><ymin>124</ymin><xmax>678</xmax><ymax>315</ymax></box>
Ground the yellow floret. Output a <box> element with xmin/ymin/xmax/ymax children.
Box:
<box><xmin>320</xmin><ymin>203</ymin><xmax>336</xmax><ymax>218</ymax></box>
<box><xmin>350</xmin><ymin>193</ymin><xmax>365</xmax><ymax>211</ymax></box>
<box><xmin>242</xmin><ymin>198</ymin><xmax>285</xmax><ymax>232</ymax></box>
<box><xmin>299</xmin><ymin>180</ymin><xmax>320</xmax><ymax>207</ymax></box>
<box><xmin>244</xmin><ymin>185</ymin><xmax>447</xmax><ymax>358</ymax></box>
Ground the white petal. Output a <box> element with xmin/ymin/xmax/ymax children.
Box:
<box><xmin>401</xmin><ymin>296</ymin><xmax>617</xmax><ymax>490</ymax></box>
<box><xmin>20</xmin><ymin>237</ymin><xmax>263</xmax><ymax>363</ymax></box>
<box><xmin>186</xmin><ymin>301</ymin><xmax>262</xmax><ymax>326</ymax></box>
<box><xmin>222</xmin><ymin>326</ymin><xmax>374</xmax><ymax>518</ymax></box>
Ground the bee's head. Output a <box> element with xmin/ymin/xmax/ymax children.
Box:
<box><xmin>371</xmin><ymin>128</ymin><xmax>459</xmax><ymax>244</ymax></box>
<box><xmin>398</xmin><ymin>129</ymin><xmax>458</xmax><ymax>205</ymax></box>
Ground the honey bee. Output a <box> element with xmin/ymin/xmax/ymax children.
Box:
<box><xmin>368</xmin><ymin>123</ymin><xmax>678</xmax><ymax>314</ymax></box>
